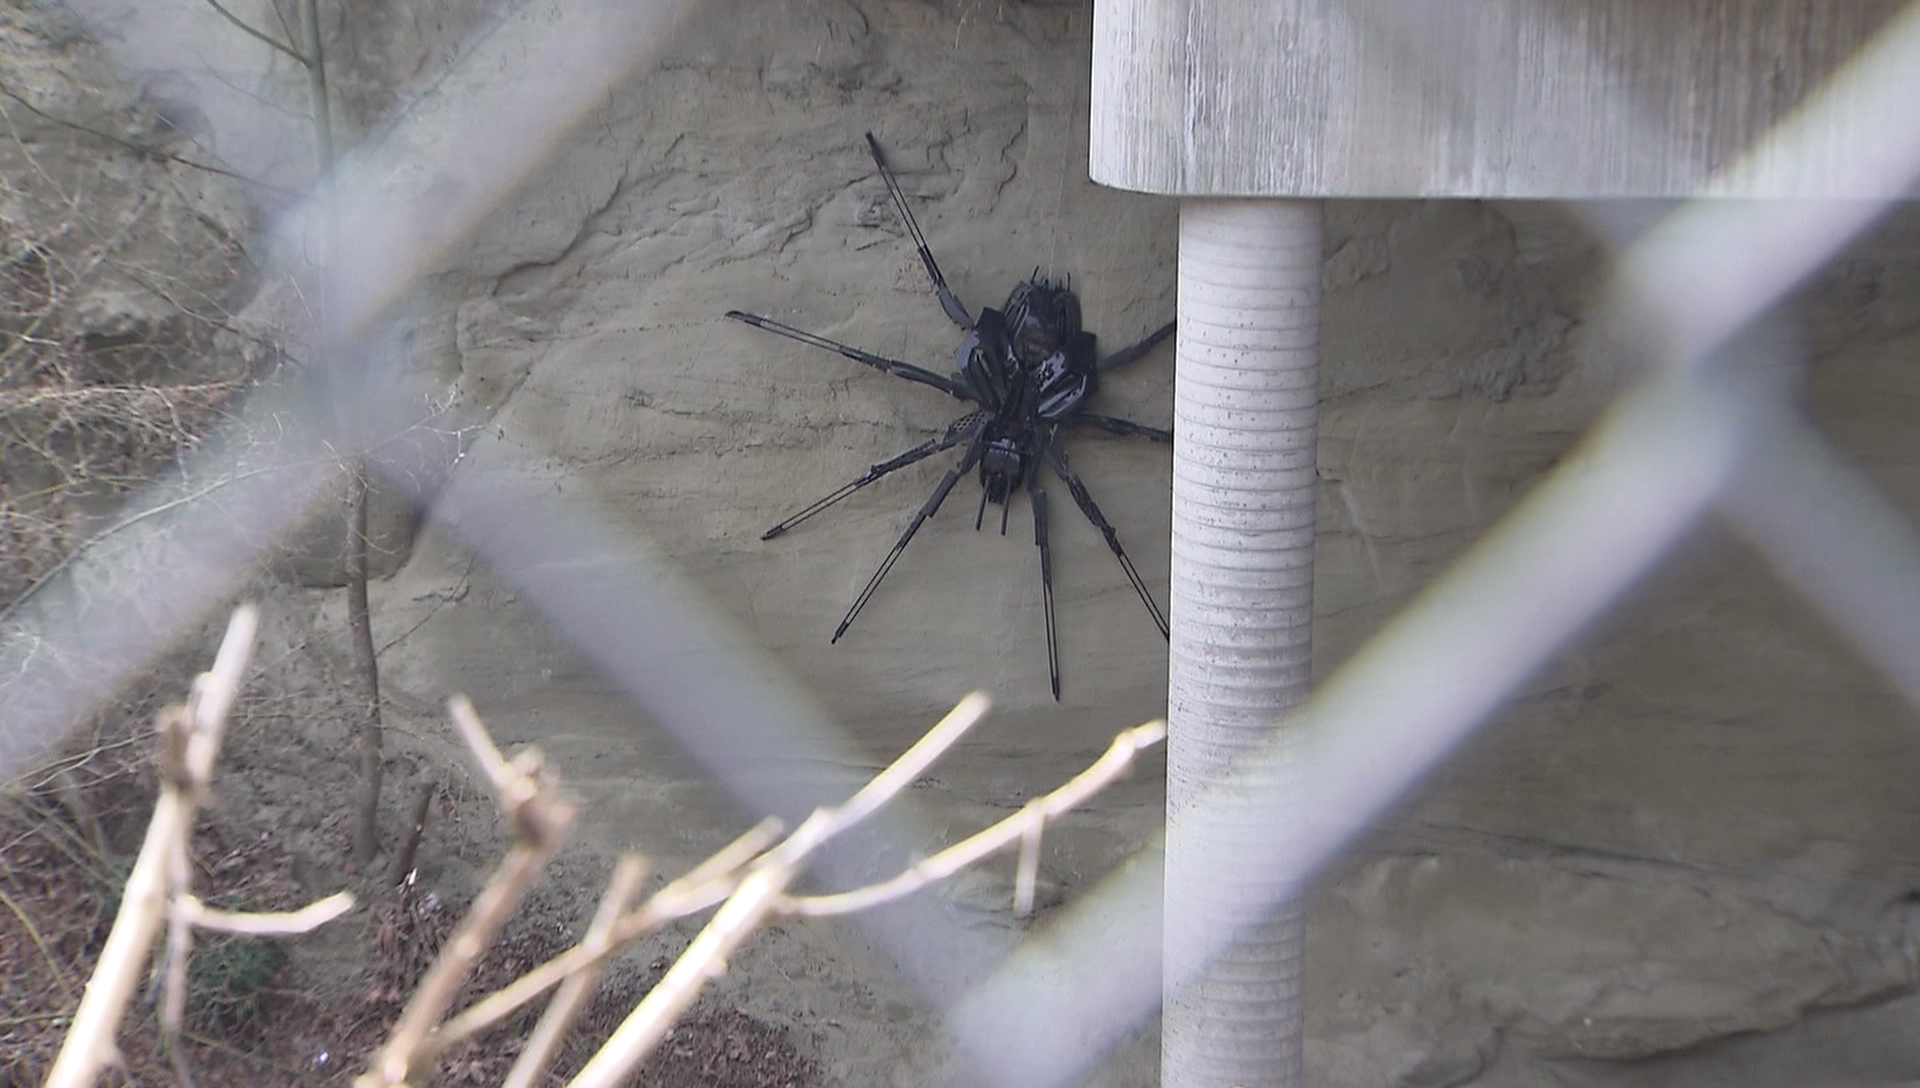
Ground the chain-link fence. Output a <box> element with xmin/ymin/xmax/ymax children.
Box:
<box><xmin>4</xmin><ymin>1</ymin><xmax>1919</xmax><ymax>1085</ymax></box>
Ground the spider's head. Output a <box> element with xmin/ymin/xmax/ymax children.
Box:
<box><xmin>1002</xmin><ymin>279</ymin><xmax>1083</xmax><ymax>368</ymax></box>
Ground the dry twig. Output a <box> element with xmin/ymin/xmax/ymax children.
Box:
<box><xmin>355</xmin><ymin>696</ymin><xmax>576</xmax><ymax>1088</ymax></box>
<box><xmin>424</xmin><ymin>691</ymin><xmax>1162</xmax><ymax>1088</ymax></box>
<box><xmin>427</xmin><ymin>817</ymin><xmax>785</xmax><ymax>1051</ymax></box>
<box><xmin>777</xmin><ymin>719</ymin><xmax>1168</xmax><ymax>918</ymax></box>
<box><xmin>502</xmin><ymin>854</ymin><xmax>648</xmax><ymax>1088</ymax></box>
<box><xmin>43</xmin><ymin>650</ymin><xmax>1163</xmax><ymax>1088</ymax></box>
<box><xmin>176</xmin><ymin>892</ymin><xmax>355</xmax><ymax>936</ymax></box>
<box><xmin>385</xmin><ymin>778</ymin><xmax>437</xmax><ymax>888</ymax></box>
<box><xmin>567</xmin><ymin>692</ymin><xmax>1006</xmax><ymax>1088</ymax></box>
<box><xmin>43</xmin><ymin>605</ymin><xmax>357</xmax><ymax>1088</ymax></box>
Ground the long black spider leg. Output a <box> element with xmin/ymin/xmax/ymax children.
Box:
<box><xmin>833</xmin><ymin>426</ymin><xmax>991</xmax><ymax>642</ymax></box>
<box><xmin>763</xmin><ymin>414</ymin><xmax>982</xmax><ymax>540</ymax></box>
<box><xmin>1065</xmin><ymin>411</ymin><xmax>1173</xmax><ymax>443</ymax></box>
<box><xmin>1041</xmin><ymin>438</ymin><xmax>1171</xmax><ymax>640</ymax></box>
<box><xmin>1097</xmin><ymin>319</ymin><xmax>1176</xmax><ymax>371</ymax></box>
<box><xmin>865</xmin><ymin>132</ymin><xmax>972</xmax><ymax>330</ymax></box>
<box><xmin>725</xmin><ymin>310</ymin><xmax>968</xmax><ymax>400</ymax></box>
<box><xmin>1029</xmin><ymin>476</ymin><xmax>1061</xmax><ymax>700</ymax></box>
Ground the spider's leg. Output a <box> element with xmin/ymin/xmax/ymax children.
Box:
<box><xmin>1065</xmin><ymin>411</ymin><xmax>1173</xmax><ymax>443</ymax></box>
<box><xmin>726</xmin><ymin>310</ymin><xmax>968</xmax><ymax>400</ymax></box>
<box><xmin>865</xmin><ymin>132</ymin><xmax>972</xmax><ymax>330</ymax></box>
<box><xmin>1029</xmin><ymin>477</ymin><xmax>1061</xmax><ymax>700</ymax></box>
<box><xmin>1097</xmin><ymin>320</ymin><xmax>1175</xmax><ymax>371</ymax></box>
<box><xmin>834</xmin><ymin>428</ymin><xmax>990</xmax><ymax>642</ymax></box>
<box><xmin>1041</xmin><ymin>439</ymin><xmax>1170</xmax><ymax>639</ymax></box>
<box><xmin>763</xmin><ymin>415</ymin><xmax>981</xmax><ymax>540</ymax></box>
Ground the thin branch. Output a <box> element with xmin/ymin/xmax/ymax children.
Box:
<box><xmin>565</xmin><ymin>694</ymin><xmax>995</xmax><ymax>1088</ymax></box>
<box><xmin>385</xmin><ymin>780</ymin><xmax>437</xmax><ymax>888</ymax></box>
<box><xmin>0</xmin><ymin>464</ymin><xmax>291</xmax><ymax>628</ymax></box>
<box><xmin>816</xmin><ymin>691</ymin><xmax>992</xmax><ymax>840</ymax></box>
<box><xmin>356</xmin><ymin>699</ymin><xmax>576</xmax><ymax>1088</ymax></box>
<box><xmin>159</xmin><ymin>824</ymin><xmax>196</xmax><ymax>1049</ymax></box>
<box><xmin>446</xmin><ymin>694</ymin><xmax>516</xmax><ymax>798</ymax></box>
<box><xmin>0</xmin><ymin>396</ymin><xmax>478</xmax><ymax>629</ymax></box>
<box><xmin>39</xmin><ymin>607</ymin><xmax>359</xmax><ymax>1088</ymax></box>
<box><xmin>178</xmin><ymin>891</ymin><xmax>355</xmax><ymax>935</ymax></box>
<box><xmin>42</xmin><ymin>607</ymin><xmax>261</xmax><ymax>1088</ymax></box>
<box><xmin>368</xmin><ymin>844</ymin><xmax>559</xmax><ymax>1083</ymax></box>
<box><xmin>347</xmin><ymin>467</ymin><xmax>385</xmax><ymax>867</ymax></box>
<box><xmin>0</xmin><ymin>180</ymin><xmax>154</xmax><ymax>373</ymax></box>
<box><xmin>0</xmin><ymin>85</ymin><xmax>299</xmax><ymax>197</ymax></box>
<box><xmin>777</xmin><ymin>720</ymin><xmax>1168</xmax><ymax>918</ymax></box>
<box><xmin>565</xmin><ymin>844</ymin><xmax>793</xmax><ymax>1088</ymax></box>
<box><xmin>201</xmin><ymin>0</ymin><xmax>312</xmax><ymax>65</ymax></box>
<box><xmin>430</xmin><ymin>818</ymin><xmax>783</xmax><ymax>1049</ymax></box>
<box><xmin>0</xmin><ymin>381</ymin><xmax>242</xmax><ymax>414</ymax></box>
<box><xmin>502</xmin><ymin>855</ymin><xmax>648</xmax><ymax>1088</ymax></box>
<box><xmin>183</xmin><ymin>605</ymin><xmax>261</xmax><ymax>778</ymax></box>
<box><xmin>649</xmin><ymin>817</ymin><xmax>786</xmax><ymax>913</ymax></box>
<box><xmin>1014</xmin><ymin>818</ymin><xmax>1043</xmax><ymax>918</ymax></box>
<box><xmin>0</xmin><ymin>882</ymin><xmax>77</xmax><ymax>1000</ymax></box>
<box><xmin>300</xmin><ymin>0</ymin><xmax>334</xmax><ymax>170</ymax></box>
<box><xmin>166</xmin><ymin>1040</ymin><xmax>202</xmax><ymax>1088</ymax></box>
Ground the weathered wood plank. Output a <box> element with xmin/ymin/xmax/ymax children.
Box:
<box><xmin>1092</xmin><ymin>0</ymin><xmax>1919</xmax><ymax>198</ymax></box>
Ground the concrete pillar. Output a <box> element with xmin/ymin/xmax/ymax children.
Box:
<box><xmin>1163</xmin><ymin>198</ymin><xmax>1321</xmax><ymax>1088</ymax></box>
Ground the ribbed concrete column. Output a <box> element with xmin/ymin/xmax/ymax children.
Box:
<box><xmin>1163</xmin><ymin>199</ymin><xmax>1321</xmax><ymax>1088</ymax></box>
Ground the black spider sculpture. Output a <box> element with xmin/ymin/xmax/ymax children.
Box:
<box><xmin>726</xmin><ymin>132</ymin><xmax>1175</xmax><ymax>699</ymax></box>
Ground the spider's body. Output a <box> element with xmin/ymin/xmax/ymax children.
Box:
<box><xmin>725</xmin><ymin>133</ymin><xmax>1174</xmax><ymax>699</ymax></box>
<box><xmin>958</xmin><ymin>279</ymin><xmax>1094</xmax><ymax>518</ymax></box>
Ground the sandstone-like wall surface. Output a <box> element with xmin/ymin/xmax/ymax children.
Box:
<box><xmin>356</xmin><ymin>4</ymin><xmax>1920</xmax><ymax>1084</ymax></box>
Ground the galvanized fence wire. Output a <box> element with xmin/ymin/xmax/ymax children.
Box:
<box><xmin>2</xmin><ymin>1</ymin><xmax>1919</xmax><ymax>1086</ymax></box>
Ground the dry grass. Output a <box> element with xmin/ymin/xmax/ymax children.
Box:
<box><xmin>0</xmin><ymin>123</ymin><xmax>261</xmax><ymax>612</ymax></box>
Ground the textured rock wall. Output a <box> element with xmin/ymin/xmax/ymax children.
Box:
<box><xmin>356</xmin><ymin>4</ymin><xmax>1920</xmax><ymax>1083</ymax></box>
<box><xmin>1309</xmin><ymin>208</ymin><xmax>1920</xmax><ymax>1084</ymax></box>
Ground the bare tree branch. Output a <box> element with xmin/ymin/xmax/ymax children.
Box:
<box><xmin>566</xmin><ymin>693</ymin><xmax>998</xmax><ymax>1088</ymax></box>
<box><xmin>0</xmin><ymin>85</ymin><xmax>299</xmax><ymax>197</ymax></box>
<box><xmin>41</xmin><ymin>645</ymin><xmax>1159</xmax><ymax>1088</ymax></box>
<box><xmin>178</xmin><ymin>891</ymin><xmax>355</xmax><ymax>935</ymax></box>
<box><xmin>502</xmin><ymin>855</ymin><xmax>648</xmax><ymax>1088</ymax></box>
<box><xmin>355</xmin><ymin>697</ymin><xmax>576</xmax><ymax>1088</ymax></box>
<box><xmin>428</xmin><ymin>817</ymin><xmax>784</xmax><ymax>1050</ymax></box>
<box><xmin>43</xmin><ymin>607</ymin><xmax>266</xmax><ymax>1088</ymax></box>
<box><xmin>777</xmin><ymin>719</ymin><xmax>1168</xmax><ymax>918</ymax></box>
<box><xmin>200</xmin><ymin>0</ymin><xmax>312</xmax><ymax>66</ymax></box>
